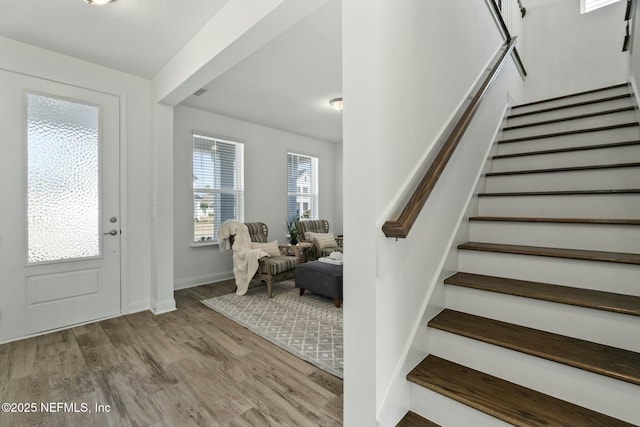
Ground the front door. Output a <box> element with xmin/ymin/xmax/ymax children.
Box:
<box><xmin>0</xmin><ymin>70</ymin><xmax>121</xmax><ymax>343</ymax></box>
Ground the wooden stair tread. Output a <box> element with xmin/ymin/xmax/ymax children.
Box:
<box><xmin>396</xmin><ymin>411</ymin><xmax>441</xmax><ymax>427</ymax></box>
<box><xmin>498</xmin><ymin>123</ymin><xmax>639</xmax><ymax>144</ymax></box>
<box><xmin>478</xmin><ymin>188</ymin><xmax>640</xmax><ymax>197</ymax></box>
<box><xmin>469</xmin><ymin>216</ymin><xmax>640</xmax><ymax>225</ymax></box>
<box><xmin>512</xmin><ymin>83</ymin><xmax>629</xmax><ymax>109</ymax></box>
<box><xmin>493</xmin><ymin>139</ymin><xmax>640</xmax><ymax>159</ymax></box>
<box><xmin>486</xmin><ymin>162</ymin><xmax>640</xmax><ymax>176</ymax></box>
<box><xmin>407</xmin><ymin>355</ymin><xmax>635</xmax><ymax>427</ymax></box>
<box><xmin>508</xmin><ymin>93</ymin><xmax>633</xmax><ymax>119</ymax></box>
<box><xmin>503</xmin><ymin>106</ymin><xmax>635</xmax><ymax>131</ymax></box>
<box><xmin>458</xmin><ymin>241</ymin><xmax>640</xmax><ymax>265</ymax></box>
<box><xmin>444</xmin><ymin>272</ymin><xmax>640</xmax><ymax>316</ymax></box>
<box><xmin>428</xmin><ymin>310</ymin><xmax>640</xmax><ymax>385</ymax></box>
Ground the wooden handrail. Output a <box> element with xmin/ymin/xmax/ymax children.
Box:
<box><xmin>382</xmin><ymin>38</ymin><xmax>518</xmax><ymax>239</ymax></box>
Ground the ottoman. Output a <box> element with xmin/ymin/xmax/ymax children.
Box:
<box><xmin>295</xmin><ymin>261</ymin><xmax>343</xmax><ymax>308</ymax></box>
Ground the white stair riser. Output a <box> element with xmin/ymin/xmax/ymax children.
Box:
<box><xmin>429</xmin><ymin>329</ymin><xmax>640</xmax><ymax>425</ymax></box>
<box><xmin>497</xmin><ymin>127</ymin><xmax>640</xmax><ymax>155</ymax></box>
<box><xmin>469</xmin><ymin>221</ymin><xmax>640</xmax><ymax>253</ymax></box>
<box><xmin>478</xmin><ymin>194</ymin><xmax>640</xmax><ymax>218</ymax></box>
<box><xmin>409</xmin><ymin>384</ymin><xmax>513</xmax><ymax>427</ymax></box>
<box><xmin>485</xmin><ymin>168</ymin><xmax>640</xmax><ymax>192</ymax></box>
<box><xmin>446</xmin><ymin>285</ymin><xmax>640</xmax><ymax>352</ymax></box>
<box><xmin>491</xmin><ymin>145</ymin><xmax>640</xmax><ymax>171</ymax></box>
<box><xmin>458</xmin><ymin>250</ymin><xmax>640</xmax><ymax>295</ymax></box>
<box><xmin>503</xmin><ymin>110</ymin><xmax>636</xmax><ymax>140</ymax></box>
<box><xmin>507</xmin><ymin>97</ymin><xmax>635</xmax><ymax>127</ymax></box>
<box><xmin>511</xmin><ymin>87</ymin><xmax>631</xmax><ymax>115</ymax></box>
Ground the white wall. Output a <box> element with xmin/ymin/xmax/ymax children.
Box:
<box><xmin>342</xmin><ymin>1</ymin><xmax>523</xmax><ymax>425</ymax></box>
<box><xmin>333</xmin><ymin>143</ymin><xmax>344</xmax><ymax>235</ymax></box>
<box><xmin>628</xmin><ymin>0</ymin><xmax>640</xmax><ymax>97</ymax></box>
<box><xmin>522</xmin><ymin>0</ymin><xmax>628</xmax><ymax>101</ymax></box>
<box><xmin>173</xmin><ymin>105</ymin><xmax>341</xmax><ymax>289</ymax></box>
<box><xmin>0</xmin><ymin>36</ymin><xmax>154</xmax><ymax>313</ymax></box>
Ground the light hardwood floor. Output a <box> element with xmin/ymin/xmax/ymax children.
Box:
<box><xmin>0</xmin><ymin>280</ymin><xmax>343</xmax><ymax>426</ymax></box>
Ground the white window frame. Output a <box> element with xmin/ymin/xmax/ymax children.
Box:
<box><xmin>192</xmin><ymin>133</ymin><xmax>244</xmax><ymax>245</ymax></box>
<box><xmin>287</xmin><ymin>152</ymin><xmax>319</xmax><ymax>222</ymax></box>
<box><xmin>580</xmin><ymin>0</ymin><xmax>622</xmax><ymax>13</ymax></box>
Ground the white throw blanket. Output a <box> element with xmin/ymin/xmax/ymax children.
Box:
<box><xmin>218</xmin><ymin>220</ymin><xmax>268</xmax><ymax>295</ymax></box>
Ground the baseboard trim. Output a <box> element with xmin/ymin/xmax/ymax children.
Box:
<box><xmin>174</xmin><ymin>271</ymin><xmax>234</xmax><ymax>290</ymax></box>
<box><xmin>127</xmin><ymin>298</ymin><xmax>150</xmax><ymax>314</ymax></box>
<box><xmin>150</xmin><ymin>298</ymin><xmax>176</xmax><ymax>315</ymax></box>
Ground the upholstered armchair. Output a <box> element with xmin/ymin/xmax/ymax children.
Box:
<box><xmin>296</xmin><ymin>219</ymin><xmax>343</xmax><ymax>260</ymax></box>
<box><xmin>243</xmin><ymin>222</ymin><xmax>298</xmax><ymax>297</ymax></box>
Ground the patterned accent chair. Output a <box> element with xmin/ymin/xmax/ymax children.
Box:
<box><xmin>244</xmin><ymin>222</ymin><xmax>298</xmax><ymax>298</ymax></box>
<box><xmin>296</xmin><ymin>219</ymin><xmax>343</xmax><ymax>260</ymax></box>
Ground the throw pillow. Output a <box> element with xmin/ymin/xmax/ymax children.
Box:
<box><xmin>307</xmin><ymin>232</ymin><xmax>337</xmax><ymax>250</ymax></box>
<box><xmin>250</xmin><ymin>241</ymin><xmax>281</xmax><ymax>257</ymax></box>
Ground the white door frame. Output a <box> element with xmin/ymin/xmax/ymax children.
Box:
<box><xmin>0</xmin><ymin>69</ymin><xmax>129</xmax><ymax>343</ymax></box>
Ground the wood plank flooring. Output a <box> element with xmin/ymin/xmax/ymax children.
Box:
<box><xmin>444</xmin><ymin>272</ymin><xmax>640</xmax><ymax>316</ymax></box>
<box><xmin>510</xmin><ymin>83</ymin><xmax>629</xmax><ymax>109</ymax></box>
<box><xmin>478</xmin><ymin>188</ymin><xmax>640</xmax><ymax>197</ymax></box>
<box><xmin>407</xmin><ymin>355</ymin><xmax>635</xmax><ymax>427</ymax></box>
<box><xmin>485</xmin><ymin>162</ymin><xmax>640</xmax><ymax>176</ymax></box>
<box><xmin>498</xmin><ymin>122</ymin><xmax>639</xmax><ymax>144</ymax></box>
<box><xmin>0</xmin><ymin>280</ymin><xmax>343</xmax><ymax>427</ymax></box>
<box><xmin>468</xmin><ymin>216</ymin><xmax>640</xmax><ymax>225</ymax></box>
<box><xmin>502</xmin><ymin>106</ymin><xmax>635</xmax><ymax>130</ymax></box>
<box><xmin>428</xmin><ymin>309</ymin><xmax>640</xmax><ymax>385</ymax></box>
<box><xmin>507</xmin><ymin>93</ymin><xmax>634</xmax><ymax>119</ymax></box>
<box><xmin>458</xmin><ymin>241</ymin><xmax>640</xmax><ymax>265</ymax></box>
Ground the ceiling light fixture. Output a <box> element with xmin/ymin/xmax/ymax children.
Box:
<box><xmin>84</xmin><ymin>0</ymin><xmax>116</xmax><ymax>5</ymax></box>
<box><xmin>329</xmin><ymin>97</ymin><xmax>343</xmax><ymax>112</ymax></box>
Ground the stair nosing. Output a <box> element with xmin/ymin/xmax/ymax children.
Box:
<box><xmin>492</xmin><ymin>139</ymin><xmax>640</xmax><ymax>159</ymax></box>
<box><xmin>508</xmin><ymin>93</ymin><xmax>633</xmax><ymax>119</ymax></box>
<box><xmin>503</xmin><ymin>106</ymin><xmax>635</xmax><ymax>131</ymax></box>
<box><xmin>444</xmin><ymin>272</ymin><xmax>640</xmax><ymax>316</ymax></box>
<box><xmin>407</xmin><ymin>355</ymin><xmax>636</xmax><ymax>427</ymax></box>
<box><xmin>428</xmin><ymin>309</ymin><xmax>640</xmax><ymax>385</ymax></box>
<box><xmin>468</xmin><ymin>216</ymin><xmax>640</xmax><ymax>225</ymax></box>
<box><xmin>485</xmin><ymin>162</ymin><xmax>640</xmax><ymax>177</ymax></box>
<box><xmin>478</xmin><ymin>188</ymin><xmax>640</xmax><ymax>197</ymax></box>
<box><xmin>396</xmin><ymin>411</ymin><xmax>441</xmax><ymax>427</ymax></box>
<box><xmin>512</xmin><ymin>83</ymin><xmax>629</xmax><ymax>109</ymax></box>
<box><xmin>457</xmin><ymin>241</ymin><xmax>640</xmax><ymax>265</ymax></box>
<box><xmin>498</xmin><ymin>123</ymin><xmax>639</xmax><ymax>144</ymax></box>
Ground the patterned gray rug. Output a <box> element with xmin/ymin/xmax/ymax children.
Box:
<box><xmin>200</xmin><ymin>280</ymin><xmax>343</xmax><ymax>378</ymax></box>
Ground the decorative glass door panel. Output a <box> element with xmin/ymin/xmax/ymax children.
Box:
<box><xmin>27</xmin><ymin>94</ymin><xmax>101</xmax><ymax>263</ymax></box>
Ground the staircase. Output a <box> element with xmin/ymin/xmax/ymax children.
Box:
<box><xmin>399</xmin><ymin>83</ymin><xmax>640</xmax><ymax>426</ymax></box>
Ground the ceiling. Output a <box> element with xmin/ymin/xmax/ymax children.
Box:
<box><xmin>0</xmin><ymin>0</ymin><xmax>231</xmax><ymax>78</ymax></box>
<box><xmin>181</xmin><ymin>0</ymin><xmax>343</xmax><ymax>143</ymax></box>
<box><xmin>0</xmin><ymin>0</ymin><xmax>343</xmax><ymax>143</ymax></box>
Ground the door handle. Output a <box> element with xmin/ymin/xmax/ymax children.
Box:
<box><xmin>103</xmin><ymin>229</ymin><xmax>118</xmax><ymax>236</ymax></box>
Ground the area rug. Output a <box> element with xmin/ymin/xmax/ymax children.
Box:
<box><xmin>200</xmin><ymin>281</ymin><xmax>343</xmax><ymax>378</ymax></box>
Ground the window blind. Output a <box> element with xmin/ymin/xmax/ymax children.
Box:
<box><xmin>287</xmin><ymin>152</ymin><xmax>318</xmax><ymax>223</ymax></box>
<box><xmin>193</xmin><ymin>134</ymin><xmax>244</xmax><ymax>243</ymax></box>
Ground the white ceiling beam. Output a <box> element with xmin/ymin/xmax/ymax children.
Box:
<box><xmin>152</xmin><ymin>0</ymin><xmax>328</xmax><ymax>106</ymax></box>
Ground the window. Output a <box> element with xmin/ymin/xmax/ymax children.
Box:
<box><xmin>581</xmin><ymin>0</ymin><xmax>621</xmax><ymax>13</ymax></box>
<box><xmin>193</xmin><ymin>134</ymin><xmax>244</xmax><ymax>243</ymax></box>
<box><xmin>287</xmin><ymin>152</ymin><xmax>318</xmax><ymax>223</ymax></box>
